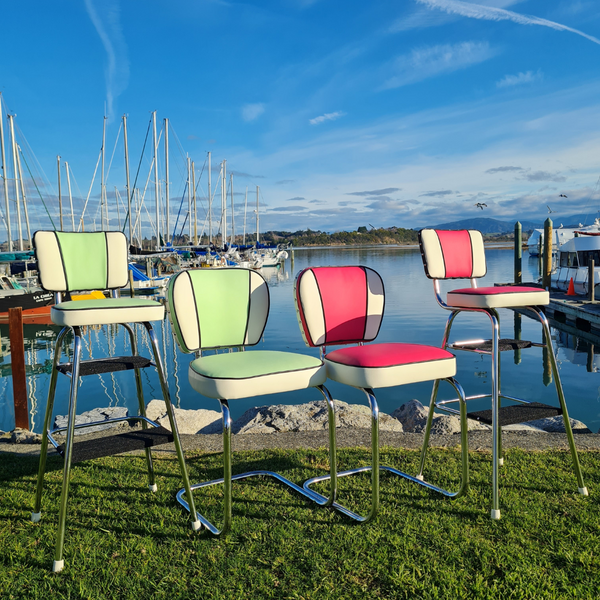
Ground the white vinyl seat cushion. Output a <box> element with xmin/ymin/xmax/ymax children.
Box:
<box><xmin>51</xmin><ymin>298</ymin><xmax>165</xmax><ymax>327</ymax></box>
<box><xmin>188</xmin><ymin>351</ymin><xmax>326</xmax><ymax>400</ymax></box>
<box><xmin>325</xmin><ymin>343</ymin><xmax>456</xmax><ymax>389</ymax></box>
<box><xmin>446</xmin><ymin>286</ymin><xmax>549</xmax><ymax>310</ymax></box>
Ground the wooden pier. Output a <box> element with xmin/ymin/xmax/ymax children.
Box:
<box><xmin>544</xmin><ymin>292</ymin><xmax>600</xmax><ymax>337</ymax></box>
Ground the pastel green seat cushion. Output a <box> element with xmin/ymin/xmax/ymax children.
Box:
<box><xmin>189</xmin><ymin>351</ymin><xmax>326</xmax><ymax>399</ymax></box>
<box><xmin>52</xmin><ymin>298</ymin><xmax>165</xmax><ymax>327</ymax></box>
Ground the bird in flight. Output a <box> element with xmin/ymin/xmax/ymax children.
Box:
<box><xmin>559</xmin><ymin>194</ymin><xmax>568</xmax><ymax>198</ymax></box>
<box><xmin>474</xmin><ymin>202</ymin><xmax>487</xmax><ymax>210</ymax></box>
<box><xmin>547</xmin><ymin>205</ymin><xmax>556</xmax><ymax>213</ymax></box>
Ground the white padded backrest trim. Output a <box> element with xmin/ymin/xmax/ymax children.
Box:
<box><xmin>419</xmin><ymin>229</ymin><xmax>446</xmax><ymax>279</ymax></box>
<box><xmin>245</xmin><ymin>270</ymin><xmax>269</xmax><ymax>344</ymax></box>
<box><xmin>34</xmin><ymin>231</ymin><xmax>67</xmax><ymax>291</ymax></box>
<box><xmin>297</xmin><ymin>269</ymin><xmax>326</xmax><ymax>346</ymax></box>
<box><xmin>364</xmin><ymin>267</ymin><xmax>384</xmax><ymax>340</ymax></box>
<box><xmin>170</xmin><ymin>271</ymin><xmax>200</xmax><ymax>352</ymax></box>
<box><xmin>106</xmin><ymin>232</ymin><xmax>129</xmax><ymax>288</ymax></box>
<box><xmin>469</xmin><ymin>230</ymin><xmax>486</xmax><ymax>277</ymax></box>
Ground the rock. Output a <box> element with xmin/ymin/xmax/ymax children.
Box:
<box><xmin>525</xmin><ymin>416</ymin><xmax>591</xmax><ymax>434</ymax></box>
<box><xmin>392</xmin><ymin>400</ymin><xmax>491</xmax><ymax>433</ymax></box>
<box><xmin>145</xmin><ymin>399</ymin><xmax>221</xmax><ymax>435</ymax></box>
<box><xmin>232</xmin><ymin>400</ymin><xmax>403</xmax><ymax>434</ymax></box>
<box><xmin>53</xmin><ymin>407</ymin><xmax>129</xmax><ymax>435</ymax></box>
<box><xmin>391</xmin><ymin>400</ymin><xmax>428</xmax><ymax>432</ymax></box>
<box><xmin>10</xmin><ymin>428</ymin><xmax>43</xmax><ymax>444</ymax></box>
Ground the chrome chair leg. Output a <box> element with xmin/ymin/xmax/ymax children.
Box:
<box><xmin>303</xmin><ymin>388</ymin><xmax>380</xmax><ymax>523</ymax></box>
<box><xmin>530</xmin><ymin>307</ymin><xmax>588</xmax><ymax>496</ymax></box>
<box><xmin>415</xmin><ymin>378</ymin><xmax>469</xmax><ymax>499</ymax></box>
<box><xmin>486</xmin><ymin>310</ymin><xmax>501</xmax><ymax>520</ymax></box>
<box><xmin>123</xmin><ymin>323</ymin><xmax>156</xmax><ymax>492</ymax></box>
<box><xmin>144</xmin><ymin>323</ymin><xmax>201</xmax><ymax>531</ymax></box>
<box><xmin>176</xmin><ymin>385</ymin><xmax>337</xmax><ymax>535</ymax></box>
<box><xmin>53</xmin><ymin>326</ymin><xmax>83</xmax><ymax>573</ymax></box>
<box><xmin>32</xmin><ymin>327</ymin><xmax>70</xmax><ymax>523</ymax></box>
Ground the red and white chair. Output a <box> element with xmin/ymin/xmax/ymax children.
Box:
<box><xmin>419</xmin><ymin>229</ymin><xmax>588</xmax><ymax>519</ymax></box>
<box><xmin>295</xmin><ymin>265</ymin><xmax>469</xmax><ymax>523</ymax></box>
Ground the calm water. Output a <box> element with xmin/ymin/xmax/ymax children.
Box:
<box><xmin>2</xmin><ymin>246</ymin><xmax>600</xmax><ymax>434</ymax></box>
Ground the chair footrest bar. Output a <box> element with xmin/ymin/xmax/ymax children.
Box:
<box><xmin>56</xmin><ymin>426</ymin><xmax>174</xmax><ymax>463</ymax></box>
<box><xmin>467</xmin><ymin>402</ymin><xmax>562</xmax><ymax>426</ymax></box>
<box><xmin>56</xmin><ymin>355</ymin><xmax>153</xmax><ymax>376</ymax></box>
<box><xmin>450</xmin><ymin>338</ymin><xmax>534</xmax><ymax>353</ymax></box>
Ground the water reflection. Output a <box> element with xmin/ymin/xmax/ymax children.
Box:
<box><xmin>2</xmin><ymin>249</ymin><xmax>600</xmax><ymax>434</ymax></box>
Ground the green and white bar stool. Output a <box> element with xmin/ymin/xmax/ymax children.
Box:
<box><xmin>167</xmin><ymin>267</ymin><xmax>337</xmax><ymax>535</ymax></box>
<box><xmin>31</xmin><ymin>231</ymin><xmax>200</xmax><ymax>572</ymax></box>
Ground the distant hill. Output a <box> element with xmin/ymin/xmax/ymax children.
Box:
<box><xmin>416</xmin><ymin>214</ymin><xmax>600</xmax><ymax>234</ymax></box>
<box><xmin>415</xmin><ymin>217</ymin><xmax>540</xmax><ymax>234</ymax></box>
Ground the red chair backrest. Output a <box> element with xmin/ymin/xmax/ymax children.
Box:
<box><xmin>295</xmin><ymin>266</ymin><xmax>384</xmax><ymax>347</ymax></box>
<box><xmin>418</xmin><ymin>229</ymin><xmax>487</xmax><ymax>280</ymax></box>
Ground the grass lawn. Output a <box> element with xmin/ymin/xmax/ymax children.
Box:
<box><xmin>1</xmin><ymin>447</ymin><xmax>599</xmax><ymax>599</ymax></box>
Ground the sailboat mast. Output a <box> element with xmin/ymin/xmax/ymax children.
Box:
<box><xmin>0</xmin><ymin>98</ymin><xmax>12</xmax><ymax>250</ymax></box>
<box><xmin>187</xmin><ymin>156</ymin><xmax>192</xmax><ymax>244</ymax></box>
<box><xmin>193</xmin><ymin>160</ymin><xmax>197</xmax><ymax>245</ymax></box>
<box><xmin>230</xmin><ymin>173</ymin><xmax>234</xmax><ymax>246</ymax></box>
<box><xmin>256</xmin><ymin>185</ymin><xmax>260</xmax><ymax>245</ymax></box>
<box><xmin>123</xmin><ymin>114</ymin><xmax>132</xmax><ymax>243</ymax></box>
<box><xmin>15</xmin><ymin>145</ymin><xmax>32</xmax><ymax>248</ymax></box>
<box><xmin>101</xmin><ymin>116</ymin><xmax>107</xmax><ymax>231</ymax></box>
<box><xmin>222</xmin><ymin>160</ymin><xmax>227</xmax><ymax>247</ymax></box>
<box><xmin>152</xmin><ymin>111</ymin><xmax>160</xmax><ymax>249</ymax></box>
<box><xmin>8</xmin><ymin>115</ymin><xmax>23</xmax><ymax>250</ymax></box>
<box><xmin>208</xmin><ymin>151</ymin><xmax>212</xmax><ymax>244</ymax></box>
<box><xmin>243</xmin><ymin>186</ymin><xmax>248</xmax><ymax>247</ymax></box>
<box><xmin>65</xmin><ymin>161</ymin><xmax>75</xmax><ymax>231</ymax></box>
<box><xmin>57</xmin><ymin>156</ymin><xmax>63</xmax><ymax>231</ymax></box>
<box><xmin>164</xmin><ymin>117</ymin><xmax>170</xmax><ymax>247</ymax></box>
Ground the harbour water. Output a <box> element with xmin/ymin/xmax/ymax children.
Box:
<box><xmin>1</xmin><ymin>245</ymin><xmax>600</xmax><ymax>434</ymax></box>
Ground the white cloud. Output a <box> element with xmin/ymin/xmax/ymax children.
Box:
<box><xmin>496</xmin><ymin>70</ymin><xmax>543</xmax><ymax>88</ymax></box>
<box><xmin>381</xmin><ymin>41</ymin><xmax>496</xmax><ymax>89</ymax></box>
<box><xmin>84</xmin><ymin>0</ymin><xmax>129</xmax><ymax>122</ymax></box>
<box><xmin>242</xmin><ymin>103</ymin><xmax>265</xmax><ymax>122</ymax></box>
<box><xmin>416</xmin><ymin>0</ymin><xmax>600</xmax><ymax>46</ymax></box>
<box><xmin>309</xmin><ymin>111</ymin><xmax>346</xmax><ymax>125</ymax></box>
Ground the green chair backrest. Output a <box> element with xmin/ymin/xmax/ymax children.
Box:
<box><xmin>33</xmin><ymin>231</ymin><xmax>129</xmax><ymax>292</ymax></box>
<box><xmin>168</xmin><ymin>268</ymin><xmax>269</xmax><ymax>352</ymax></box>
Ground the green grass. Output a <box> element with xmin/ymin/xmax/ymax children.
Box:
<box><xmin>1</xmin><ymin>447</ymin><xmax>600</xmax><ymax>599</ymax></box>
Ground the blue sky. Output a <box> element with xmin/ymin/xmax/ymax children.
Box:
<box><xmin>2</xmin><ymin>0</ymin><xmax>600</xmax><ymax>240</ymax></box>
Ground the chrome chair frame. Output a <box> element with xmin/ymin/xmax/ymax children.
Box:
<box><xmin>32</xmin><ymin>308</ymin><xmax>200</xmax><ymax>572</ymax></box>
<box><xmin>303</xmin><ymin>379</ymin><xmax>469</xmax><ymax>524</ymax></box>
<box><xmin>422</xmin><ymin>279</ymin><xmax>588</xmax><ymax>520</ymax></box>
<box><xmin>176</xmin><ymin>386</ymin><xmax>337</xmax><ymax>535</ymax></box>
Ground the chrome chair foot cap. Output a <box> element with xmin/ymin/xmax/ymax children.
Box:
<box><xmin>491</xmin><ymin>509</ymin><xmax>501</xmax><ymax>520</ymax></box>
<box><xmin>191</xmin><ymin>520</ymin><xmax>202</xmax><ymax>532</ymax></box>
<box><xmin>31</xmin><ymin>512</ymin><xmax>41</xmax><ymax>523</ymax></box>
<box><xmin>579</xmin><ymin>487</ymin><xmax>589</xmax><ymax>496</ymax></box>
<box><xmin>52</xmin><ymin>560</ymin><xmax>64</xmax><ymax>573</ymax></box>
<box><xmin>498</xmin><ymin>458</ymin><xmax>504</xmax><ymax>467</ymax></box>
<box><xmin>148</xmin><ymin>483</ymin><xmax>158</xmax><ymax>493</ymax></box>
<box><xmin>415</xmin><ymin>474</ymin><xmax>424</xmax><ymax>481</ymax></box>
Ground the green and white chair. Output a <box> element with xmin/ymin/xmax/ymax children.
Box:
<box><xmin>167</xmin><ymin>267</ymin><xmax>337</xmax><ymax>535</ymax></box>
<box><xmin>31</xmin><ymin>231</ymin><xmax>200</xmax><ymax>573</ymax></box>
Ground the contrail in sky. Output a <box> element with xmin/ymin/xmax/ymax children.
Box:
<box><xmin>416</xmin><ymin>0</ymin><xmax>600</xmax><ymax>47</ymax></box>
<box><xmin>84</xmin><ymin>0</ymin><xmax>130</xmax><ymax>121</ymax></box>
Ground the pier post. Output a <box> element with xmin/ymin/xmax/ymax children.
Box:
<box><xmin>588</xmin><ymin>259</ymin><xmax>595</xmax><ymax>302</ymax></box>
<box><xmin>514</xmin><ymin>221</ymin><xmax>522</xmax><ymax>284</ymax></box>
<box><xmin>8</xmin><ymin>307</ymin><xmax>29</xmax><ymax>430</ymax></box>
<box><xmin>542</xmin><ymin>218</ymin><xmax>553</xmax><ymax>290</ymax></box>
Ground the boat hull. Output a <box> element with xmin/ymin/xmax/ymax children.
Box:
<box><xmin>0</xmin><ymin>290</ymin><xmax>54</xmax><ymax>316</ymax></box>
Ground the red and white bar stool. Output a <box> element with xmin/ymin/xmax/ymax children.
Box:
<box><xmin>418</xmin><ymin>228</ymin><xmax>588</xmax><ymax>519</ymax></box>
<box><xmin>295</xmin><ymin>265</ymin><xmax>469</xmax><ymax>523</ymax></box>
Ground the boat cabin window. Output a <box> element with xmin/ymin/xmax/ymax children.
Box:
<box><xmin>578</xmin><ymin>250</ymin><xmax>600</xmax><ymax>268</ymax></box>
<box><xmin>560</xmin><ymin>252</ymin><xmax>579</xmax><ymax>268</ymax></box>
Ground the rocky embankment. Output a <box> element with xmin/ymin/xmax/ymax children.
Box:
<box><xmin>2</xmin><ymin>398</ymin><xmax>592</xmax><ymax>446</ymax></box>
